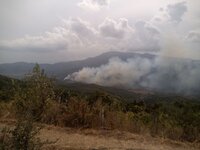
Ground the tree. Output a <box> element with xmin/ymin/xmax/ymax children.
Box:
<box><xmin>0</xmin><ymin>64</ymin><xmax>54</xmax><ymax>150</ymax></box>
<box><xmin>14</xmin><ymin>64</ymin><xmax>55</xmax><ymax>121</ymax></box>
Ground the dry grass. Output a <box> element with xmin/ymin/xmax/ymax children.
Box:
<box><xmin>0</xmin><ymin>119</ymin><xmax>199</xmax><ymax>150</ymax></box>
<box><xmin>38</xmin><ymin>124</ymin><xmax>199</xmax><ymax>150</ymax></box>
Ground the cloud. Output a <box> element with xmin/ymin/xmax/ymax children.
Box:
<box><xmin>167</xmin><ymin>1</ymin><xmax>187</xmax><ymax>23</ymax></box>
<box><xmin>152</xmin><ymin>16</ymin><xmax>162</xmax><ymax>23</ymax></box>
<box><xmin>0</xmin><ymin>29</ymin><xmax>69</xmax><ymax>52</ymax></box>
<box><xmin>134</xmin><ymin>21</ymin><xmax>161</xmax><ymax>51</ymax></box>
<box><xmin>0</xmin><ymin>18</ymin><xmax>96</xmax><ymax>53</ymax></box>
<box><xmin>186</xmin><ymin>30</ymin><xmax>200</xmax><ymax>42</ymax></box>
<box><xmin>98</xmin><ymin>18</ymin><xmax>161</xmax><ymax>51</ymax></box>
<box><xmin>0</xmin><ymin>17</ymin><xmax>162</xmax><ymax>62</ymax></box>
<box><xmin>135</xmin><ymin>21</ymin><xmax>160</xmax><ymax>37</ymax></box>
<box><xmin>63</xmin><ymin>18</ymin><xmax>98</xmax><ymax>46</ymax></box>
<box><xmin>65</xmin><ymin>18</ymin><xmax>97</xmax><ymax>37</ymax></box>
<box><xmin>78</xmin><ymin>0</ymin><xmax>110</xmax><ymax>10</ymax></box>
<box><xmin>99</xmin><ymin>18</ymin><xmax>132</xmax><ymax>39</ymax></box>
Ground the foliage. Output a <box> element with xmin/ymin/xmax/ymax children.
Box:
<box><xmin>11</xmin><ymin>120</ymin><xmax>43</xmax><ymax>150</ymax></box>
<box><xmin>0</xmin><ymin>64</ymin><xmax>55</xmax><ymax>150</ymax></box>
<box><xmin>14</xmin><ymin>64</ymin><xmax>55</xmax><ymax>121</ymax></box>
<box><xmin>0</xmin><ymin>65</ymin><xmax>200</xmax><ymax>143</ymax></box>
<box><xmin>0</xmin><ymin>75</ymin><xmax>21</xmax><ymax>102</ymax></box>
<box><xmin>0</xmin><ymin>120</ymin><xmax>47</xmax><ymax>150</ymax></box>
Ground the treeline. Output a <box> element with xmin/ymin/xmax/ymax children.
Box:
<box><xmin>0</xmin><ymin>64</ymin><xmax>200</xmax><ymax>149</ymax></box>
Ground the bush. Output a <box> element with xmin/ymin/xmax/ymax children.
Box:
<box><xmin>12</xmin><ymin>120</ymin><xmax>43</xmax><ymax>150</ymax></box>
<box><xmin>0</xmin><ymin>120</ymin><xmax>45</xmax><ymax>150</ymax></box>
<box><xmin>41</xmin><ymin>100</ymin><xmax>67</xmax><ymax>126</ymax></box>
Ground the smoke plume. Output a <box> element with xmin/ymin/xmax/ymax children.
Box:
<box><xmin>65</xmin><ymin>54</ymin><xmax>200</xmax><ymax>95</ymax></box>
<box><xmin>65</xmin><ymin>57</ymin><xmax>153</xmax><ymax>88</ymax></box>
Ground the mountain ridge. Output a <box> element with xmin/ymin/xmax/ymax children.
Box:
<box><xmin>0</xmin><ymin>51</ymin><xmax>156</xmax><ymax>79</ymax></box>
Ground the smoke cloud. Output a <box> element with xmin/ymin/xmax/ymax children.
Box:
<box><xmin>65</xmin><ymin>57</ymin><xmax>153</xmax><ymax>88</ymax></box>
<box><xmin>66</xmin><ymin>54</ymin><xmax>200</xmax><ymax>95</ymax></box>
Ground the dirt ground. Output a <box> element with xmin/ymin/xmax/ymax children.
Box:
<box><xmin>0</xmin><ymin>120</ymin><xmax>199</xmax><ymax>150</ymax></box>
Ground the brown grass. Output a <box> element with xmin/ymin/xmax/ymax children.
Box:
<box><xmin>39</xmin><ymin>125</ymin><xmax>199</xmax><ymax>150</ymax></box>
<box><xmin>0</xmin><ymin>119</ymin><xmax>199</xmax><ymax>150</ymax></box>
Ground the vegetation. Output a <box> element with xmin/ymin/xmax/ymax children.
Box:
<box><xmin>0</xmin><ymin>64</ymin><xmax>200</xmax><ymax>149</ymax></box>
<box><xmin>0</xmin><ymin>75</ymin><xmax>21</xmax><ymax>102</ymax></box>
<box><xmin>0</xmin><ymin>64</ymin><xmax>53</xmax><ymax>150</ymax></box>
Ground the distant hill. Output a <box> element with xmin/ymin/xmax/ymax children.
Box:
<box><xmin>0</xmin><ymin>51</ymin><xmax>156</xmax><ymax>80</ymax></box>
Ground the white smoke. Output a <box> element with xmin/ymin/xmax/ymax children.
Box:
<box><xmin>142</xmin><ymin>57</ymin><xmax>200</xmax><ymax>94</ymax></box>
<box><xmin>65</xmin><ymin>57</ymin><xmax>153</xmax><ymax>88</ymax></box>
<box><xmin>65</xmin><ymin>54</ymin><xmax>200</xmax><ymax>95</ymax></box>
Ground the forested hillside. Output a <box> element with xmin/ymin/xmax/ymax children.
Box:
<box><xmin>0</xmin><ymin>65</ymin><xmax>200</xmax><ymax>150</ymax></box>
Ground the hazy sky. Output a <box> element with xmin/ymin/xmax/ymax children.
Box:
<box><xmin>0</xmin><ymin>0</ymin><xmax>200</xmax><ymax>63</ymax></box>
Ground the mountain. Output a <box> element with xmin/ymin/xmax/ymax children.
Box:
<box><xmin>0</xmin><ymin>51</ymin><xmax>156</xmax><ymax>80</ymax></box>
<box><xmin>0</xmin><ymin>51</ymin><xmax>200</xmax><ymax>96</ymax></box>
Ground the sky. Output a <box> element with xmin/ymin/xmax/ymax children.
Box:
<box><xmin>0</xmin><ymin>0</ymin><xmax>200</xmax><ymax>63</ymax></box>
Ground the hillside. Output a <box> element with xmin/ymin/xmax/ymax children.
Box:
<box><xmin>1</xmin><ymin>51</ymin><xmax>199</xmax><ymax>81</ymax></box>
<box><xmin>1</xmin><ymin>51</ymin><xmax>200</xmax><ymax>97</ymax></box>
<box><xmin>0</xmin><ymin>51</ymin><xmax>156</xmax><ymax>79</ymax></box>
<box><xmin>59</xmin><ymin>81</ymin><xmax>200</xmax><ymax>103</ymax></box>
<box><xmin>0</xmin><ymin>71</ymin><xmax>200</xmax><ymax>149</ymax></box>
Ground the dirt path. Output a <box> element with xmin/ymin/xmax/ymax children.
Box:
<box><xmin>0</xmin><ymin>120</ymin><xmax>199</xmax><ymax>150</ymax></box>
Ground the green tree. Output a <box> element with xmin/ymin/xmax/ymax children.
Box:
<box><xmin>10</xmin><ymin>64</ymin><xmax>55</xmax><ymax>149</ymax></box>
<box><xmin>14</xmin><ymin>64</ymin><xmax>55</xmax><ymax>121</ymax></box>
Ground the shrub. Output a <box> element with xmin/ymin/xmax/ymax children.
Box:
<box><xmin>12</xmin><ymin>120</ymin><xmax>43</xmax><ymax>150</ymax></box>
<box><xmin>0</xmin><ymin>120</ymin><xmax>47</xmax><ymax>150</ymax></box>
